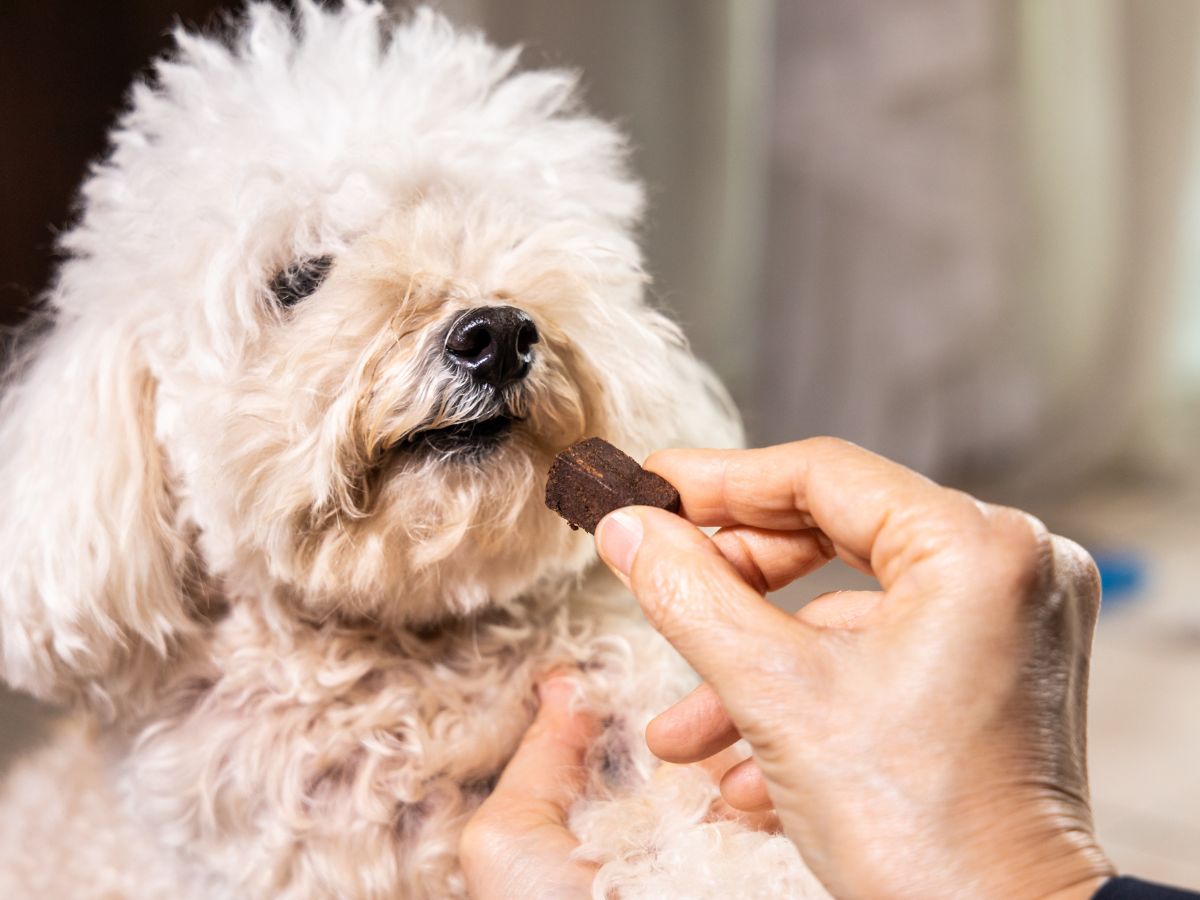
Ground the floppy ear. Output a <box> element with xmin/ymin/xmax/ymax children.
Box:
<box><xmin>0</xmin><ymin>308</ymin><xmax>195</xmax><ymax>714</ymax></box>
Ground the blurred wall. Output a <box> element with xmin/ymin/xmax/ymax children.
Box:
<box><xmin>758</xmin><ymin>1</ymin><xmax>1024</xmax><ymax>480</ymax></box>
<box><xmin>1017</xmin><ymin>0</ymin><xmax>1200</xmax><ymax>490</ymax></box>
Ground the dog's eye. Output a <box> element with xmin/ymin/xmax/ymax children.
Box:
<box><xmin>269</xmin><ymin>255</ymin><xmax>334</xmax><ymax>308</ymax></box>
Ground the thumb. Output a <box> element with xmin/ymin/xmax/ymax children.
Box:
<box><xmin>460</xmin><ymin>673</ymin><xmax>601</xmax><ymax>900</ymax></box>
<box><xmin>595</xmin><ymin>507</ymin><xmax>807</xmax><ymax>693</ymax></box>
<box><xmin>485</xmin><ymin>673</ymin><xmax>600</xmax><ymax>822</ymax></box>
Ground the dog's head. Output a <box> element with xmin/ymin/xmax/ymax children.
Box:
<box><xmin>0</xmin><ymin>2</ymin><xmax>739</xmax><ymax>707</ymax></box>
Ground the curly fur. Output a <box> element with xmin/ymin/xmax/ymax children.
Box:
<box><xmin>0</xmin><ymin>3</ymin><xmax>821</xmax><ymax>897</ymax></box>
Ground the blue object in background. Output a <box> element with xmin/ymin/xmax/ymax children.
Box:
<box><xmin>1090</xmin><ymin>548</ymin><xmax>1148</xmax><ymax>612</ymax></box>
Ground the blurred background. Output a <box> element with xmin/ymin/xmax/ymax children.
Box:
<box><xmin>2</xmin><ymin>0</ymin><xmax>1198</xmax><ymax>888</ymax></box>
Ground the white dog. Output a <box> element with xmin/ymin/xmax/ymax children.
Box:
<box><xmin>0</xmin><ymin>4</ymin><xmax>822</xmax><ymax>897</ymax></box>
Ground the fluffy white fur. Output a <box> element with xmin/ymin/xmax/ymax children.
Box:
<box><xmin>0</xmin><ymin>4</ymin><xmax>824</xmax><ymax>897</ymax></box>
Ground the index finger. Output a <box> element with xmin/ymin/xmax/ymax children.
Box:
<box><xmin>645</xmin><ymin>437</ymin><xmax>984</xmax><ymax>590</ymax></box>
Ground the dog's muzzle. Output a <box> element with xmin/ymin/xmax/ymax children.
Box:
<box><xmin>397</xmin><ymin>306</ymin><xmax>539</xmax><ymax>455</ymax></box>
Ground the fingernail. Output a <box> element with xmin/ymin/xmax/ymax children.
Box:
<box><xmin>596</xmin><ymin>509</ymin><xmax>643</xmax><ymax>576</ymax></box>
<box><xmin>535</xmin><ymin>677</ymin><xmax>569</xmax><ymax>703</ymax></box>
<box><xmin>534</xmin><ymin>674</ymin><xmax>582</xmax><ymax>720</ymax></box>
<box><xmin>534</xmin><ymin>666</ymin><xmax>575</xmax><ymax>702</ymax></box>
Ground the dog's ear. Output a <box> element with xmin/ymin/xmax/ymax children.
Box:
<box><xmin>0</xmin><ymin>310</ymin><xmax>195</xmax><ymax>713</ymax></box>
<box><xmin>610</xmin><ymin>309</ymin><xmax>746</xmax><ymax>456</ymax></box>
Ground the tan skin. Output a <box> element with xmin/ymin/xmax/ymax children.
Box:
<box><xmin>460</xmin><ymin>438</ymin><xmax>1115</xmax><ymax>899</ymax></box>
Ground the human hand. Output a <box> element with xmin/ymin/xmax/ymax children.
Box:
<box><xmin>458</xmin><ymin>673</ymin><xmax>782</xmax><ymax>900</ymax></box>
<box><xmin>459</xmin><ymin>674</ymin><xmax>599</xmax><ymax>900</ymax></box>
<box><xmin>594</xmin><ymin>438</ymin><xmax>1114</xmax><ymax>899</ymax></box>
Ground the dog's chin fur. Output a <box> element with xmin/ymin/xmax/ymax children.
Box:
<box><xmin>0</xmin><ymin>3</ymin><xmax>822</xmax><ymax>897</ymax></box>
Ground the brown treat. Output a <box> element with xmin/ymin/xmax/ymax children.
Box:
<box><xmin>545</xmin><ymin>437</ymin><xmax>681</xmax><ymax>534</ymax></box>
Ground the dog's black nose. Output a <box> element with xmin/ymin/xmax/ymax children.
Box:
<box><xmin>444</xmin><ymin>305</ymin><xmax>539</xmax><ymax>388</ymax></box>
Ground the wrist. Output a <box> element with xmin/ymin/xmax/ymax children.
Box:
<box><xmin>949</xmin><ymin>787</ymin><xmax>1115</xmax><ymax>900</ymax></box>
<box><xmin>1043</xmin><ymin>876</ymin><xmax>1111</xmax><ymax>900</ymax></box>
<box><xmin>973</xmin><ymin>844</ymin><xmax>1112</xmax><ymax>900</ymax></box>
<box><xmin>811</xmin><ymin>781</ymin><xmax>1116</xmax><ymax>899</ymax></box>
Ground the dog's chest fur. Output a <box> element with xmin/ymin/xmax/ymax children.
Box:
<box><xmin>109</xmin><ymin>580</ymin><xmax>667</xmax><ymax>899</ymax></box>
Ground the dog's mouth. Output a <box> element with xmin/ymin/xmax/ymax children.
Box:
<box><xmin>345</xmin><ymin>411</ymin><xmax>521</xmax><ymax>518</ymax></box>
<box><xmin>401</xmin><ymin>413</ymin><xmax>519</xmax><ymax>455</ymax></box>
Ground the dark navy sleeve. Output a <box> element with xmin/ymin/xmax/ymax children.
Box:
<box><xmin>1094</xmin><ymin>877</ymin><xmax>1200</xmax><ymax>899</ymax></box>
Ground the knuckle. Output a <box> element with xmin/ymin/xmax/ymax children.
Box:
<box><xmin>1049</xmin><ymin>534</ymin><xmax>1102</xmax><ymax>615</ymax></box>
<box><xmin>935</xmin><ymin>501</ymin><xmax>1050</xmax><ymax>605</ymax></box>
<box><xmin>713</xmin><ymin>529</ymin><xmax>769</xmax><ymax>594</ymax></box>
<box><xmin>804</xmin><ymin>435</ymin><xmax>857</xmax><ymax>456</ymax></box>
<box><xmin>969</xmin><ymin>505</ymin><xmax>1104</xmax><ymax>625</ymax></box>
<box><xmin>983</xmin><ymin>505</ymin><xmax>1049</xmax><ymax>588</ymax></box>
<box><xmin>881</xmin><ymin>488</ymin><xmax>980</xmax><ymax>568</ymax></box>
<box><xmin>987</xmin><ymin>505</ymin><xmax>1048</xmax><ymax>557</ymax></box>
